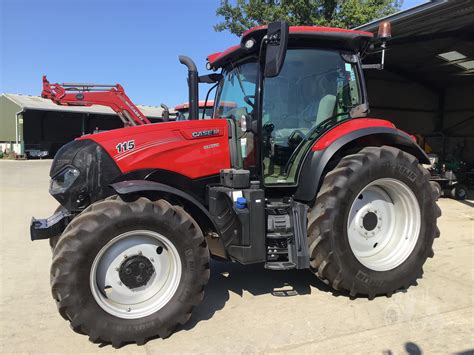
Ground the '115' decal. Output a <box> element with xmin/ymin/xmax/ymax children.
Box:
<box><xmin>116</xmin><ymin>140</ymin><xmax>135</xmax><ymax>153</ymax></box>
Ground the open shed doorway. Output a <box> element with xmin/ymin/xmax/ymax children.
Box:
<box><xmin>358</xmin><ymin>0</ymin><xmax>474</xmax><ymax>198</ymax></box>
<box><xmin>23</xmin><ymin>110</ymin><xmax>123</xmax><ymax>157</ymax></box>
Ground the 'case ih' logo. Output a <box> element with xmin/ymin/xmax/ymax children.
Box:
<box><xmin>191</xmin><ymin>129</ymin><xmax>220</xmax><ymax>138</ymax></box>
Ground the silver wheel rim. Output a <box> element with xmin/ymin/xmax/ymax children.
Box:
<box><xmin>90</xmin><ymin>230</ymin><xmax>182</xmax><ymax>319</ymax></box>
<box><xmin>347</xmin><ymin>178</ymin><xmax>421</xmax><ymax>271</ymax></box>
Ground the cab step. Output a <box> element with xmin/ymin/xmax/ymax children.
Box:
<box><xmin>265</xmin><ymin>199</ymin><xmax>309</xmax><ymax>269</ymax></box>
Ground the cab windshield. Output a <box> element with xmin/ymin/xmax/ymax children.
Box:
<box><xmin>214</xmin><ymin>62</ymin><xmax>257</xmax><ymax>119</ymax></box>
<box><xmin>262</xmin><ymin>48</ymin><xmax>362</xmax><ymax>185</ymax></box>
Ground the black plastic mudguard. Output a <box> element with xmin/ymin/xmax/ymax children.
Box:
<box><xmin>294</xmin><ymin>126</ymin><xmax>430</xmax><ymax>202</ymax></box>
<box><xmin>110</xmin><ymin>180</ymin><xmax>227</xmax><ymax>259</ymax></box>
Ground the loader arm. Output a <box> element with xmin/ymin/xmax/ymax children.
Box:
<box><xmin>42</xmin><ymin>75</ymin><xmax>151</xmax><ymax>126</ymax></box>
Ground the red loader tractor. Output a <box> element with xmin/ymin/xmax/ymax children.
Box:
<box><xmin>31</xmin><ymin>22</ymin><xmax>440</xmax><ymax>347</ymax></box>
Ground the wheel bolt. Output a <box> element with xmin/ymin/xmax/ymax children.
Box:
<box><xmin>118</xmin><ymin>280</ymin><xmax>122</xmax><ymax>286</ymax></box>
<box><xmin>125</xmin><ymin>268</ymin><xmax>131</xmax><ymax>275</ymax></box>
<box><xmin>139</xmin><ymin>262</ymin><xmax>145</xmax><ymax>269</ymax></box>
<box><xmin>136</xmin><ymin>276</ymin><xmax>143</xmax><ymax>282</ymax></box>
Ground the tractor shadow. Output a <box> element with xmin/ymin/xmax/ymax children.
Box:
<box><xmin>180</xmin><ymin>259</ymin><xmax>337</xmax><ymax>332</ymax></box>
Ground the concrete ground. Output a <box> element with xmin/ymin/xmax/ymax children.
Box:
<box><xmin>0</xmin><ymin>160</ymin><xmax>473</xmax><ymax>354</ymax></box>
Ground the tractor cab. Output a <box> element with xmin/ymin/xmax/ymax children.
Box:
<box><xmin>175</xmin><ymin>100</ymin><xmax>215</xmax><ymax>120</ymax></box>
<box><xmin>207</xmin><ymin>24</ymin><xmax>372</xmax><ymax>187</ymax></box>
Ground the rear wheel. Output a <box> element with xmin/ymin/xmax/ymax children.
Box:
<box><xmin>308</xmin><ymin>146</ymin><xmax>441</xmax><ymax>298</ymax></box>
<box><xmin>51</xmin><ymin>196</ymin><xmax>210</xmax><ymax>347</ymax></box>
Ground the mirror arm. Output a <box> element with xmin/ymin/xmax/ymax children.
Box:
<box><xmin>362</xmin><ymin>40</ymin><xmax>387</xmax><ymax>70</ymax></box>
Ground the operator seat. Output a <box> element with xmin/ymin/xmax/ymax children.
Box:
<box><xmin>316</xmin><ymin>94</ymin><xmax>337</xmax><ymax>124</ymax></box>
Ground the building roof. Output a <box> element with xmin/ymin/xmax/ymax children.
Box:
<box><xmin>356</xmin><ymin>0</ymin><xmax>474</xmax><ymax>89</ymax></box>
<box><xmin>1</xmin><ymin>93</ymin><xmax>167</xmax><ymax>118</ymax></box>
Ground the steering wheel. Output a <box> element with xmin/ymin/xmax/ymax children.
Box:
<box><xmin>282</xmin><ymin>113</ymin><xmax>350</xmax><ymax>174</ymax></box>
<box><xmin>288</xmin><ymin>129</ymin><xmax>306</xmax><ymax>148</ymax></box>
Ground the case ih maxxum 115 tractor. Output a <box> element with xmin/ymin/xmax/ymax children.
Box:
<box><xmin>31</xmin><ymin>22</ymin><xmax>440</xmax><ymax>347</ymax></box>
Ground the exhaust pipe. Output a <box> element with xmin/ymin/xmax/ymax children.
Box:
<box><xmin>160</xmin><ymin>103</ymin><xmax>170</xmax><ymax>121</ymax></box>
<box><xmin>178</xmin><ymin>55</ymin><xmax>199</xmax><ymax>120</ymax></box>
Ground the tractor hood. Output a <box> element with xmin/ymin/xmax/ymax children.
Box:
<box><xmin>78</xmin><ymin>119</ymin><xmax>231</xmax><ymax>179</ymax></box>
<box><xmin>50</xmin><ymin>119</ymin><xmax>231</xmax><ymax>212</ymax></box>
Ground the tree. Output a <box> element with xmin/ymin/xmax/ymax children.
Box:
<box><xmin>214</xmin><ymin>0</ymin><xmax>403</xmax><ymax>36</ymax></box>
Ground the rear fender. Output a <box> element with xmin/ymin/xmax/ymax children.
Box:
<box><xmin>111</xmin><ymin>180</ymin><xmax>227</xmax><ymax>259</ymax></box>
<box><xmin>294</xmin><ymin>126</ymin><xmax>429</xmax><ymax>202</ymax></box>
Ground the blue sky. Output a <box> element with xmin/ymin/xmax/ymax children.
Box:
<box><xmin>0</xmin><ymin>0</ymin><xmax>426</xmax><ymax>107</ymax></box>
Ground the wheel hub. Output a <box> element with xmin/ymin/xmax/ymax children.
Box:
<box><xmin>362</xmin><ymin>211</ymin><xmax>378</xmax><ymax>231</ymax></box>
<box><xmin>119</xmin><ymin>255</ymin><xmax>155</xmax><ymax>289</ymax></box>
<box><xmin>347</xmin><ymin>178</ymin><xmax>421</xmax><ymax>271</ymax></box>
<box><xmin>90</xmin><ymin>230</ymin><xmax>182</xmax><ymax>319</ymax></box>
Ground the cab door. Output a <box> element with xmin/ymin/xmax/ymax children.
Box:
<box><xmin>213</xmin><ymin>61</ymin><xmax>258</xmax><ymax>173</ymax></box>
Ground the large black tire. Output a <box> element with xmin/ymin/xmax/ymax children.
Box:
<box><xmin>50</xmin><ymin>196</ymin><xmax>122</xmax><ymax>252</ymax></box>
<box><xmin>429</xmin><ymin>181</ymin><xmax>442</xmax><ymax>201</ymax></box>
<box><xmin>50</xmin><ymin>196</ymin><xmax>210</xmax><ymax>347</ymax></box>
<box><xmin>308</xmin><ymin>146</ymin><xmax>441</xmax><ymax>299</ymax></box>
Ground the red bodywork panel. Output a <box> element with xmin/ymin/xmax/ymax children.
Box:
<box><xmin>175</xmin><ymin>100</ymin><xmax>215</xmax><ymax>111</ymax></box>
<box><xmin>174</xmin><ymin>100</ymin><xmax>236</xmax><ymax>111</ymax></box>
<box><xmin>79</xmin><ymin>119</ymin><xmax>231</xmax><ymax>179</ymax></box>
<box><xmin>311</xmin><ymin>119</ymin><xmax>396</xmax><ymax>151</ymax></box>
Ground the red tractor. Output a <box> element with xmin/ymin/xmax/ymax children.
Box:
<box><xmin>175</xmin><ymin>100</ymin><xmax>237</xmax><ymax>120</ymax></box>
<box><xmin>175</xmin><ymin>100</ymin><xmax>215</xmax><ymax>120</ymax></box>
<box><xmin>31</xmin><ymin>22</ymin><xmax>440</xmax><ymax>347</ymax></box>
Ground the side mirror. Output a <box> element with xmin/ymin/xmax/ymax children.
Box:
<box><xmin>264</xmin><ymin>21</ymin><xmax>289</xmax><ymax>78</ymax></box>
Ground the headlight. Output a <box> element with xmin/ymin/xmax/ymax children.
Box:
<box><xmin>49</xmin><ymin>166</ymin><xmax>80</xmax><ymax>194</ymax></box>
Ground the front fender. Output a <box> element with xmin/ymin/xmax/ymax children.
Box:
<box><xmin>111</xmin><ymin>180</ymin><xmax>227</xmax><ymax>259</ymax></box>
<box><xmin>294</xmin><ymin>125</ymin><xmax>429</xmax><ymax>202</ymax></box>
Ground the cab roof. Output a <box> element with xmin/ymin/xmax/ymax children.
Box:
<box><xmin>207</xmin><ymin>25</ymin><xmax>373</xmax><ymax>70</ymax></box>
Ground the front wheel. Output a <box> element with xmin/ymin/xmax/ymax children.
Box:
<box><xmin>308</xmin><ymin>146</ymin><xmax>441</xmax><ymax>299</ymax></box>
<box><xmin>50</xmin><ymin>196</ymin><xmax>210</xmax><ymax>347</ymax></box>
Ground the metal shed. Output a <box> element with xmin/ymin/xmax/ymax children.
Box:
<box><xmin>357</xmin><ymin>0</ymin><xmax>474</xmax><ymax>166</ymax></box>
<box><xmin>0</xmin><ymin>93</ymin><xmax>167</xmax><ymax>157</ymax></box>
